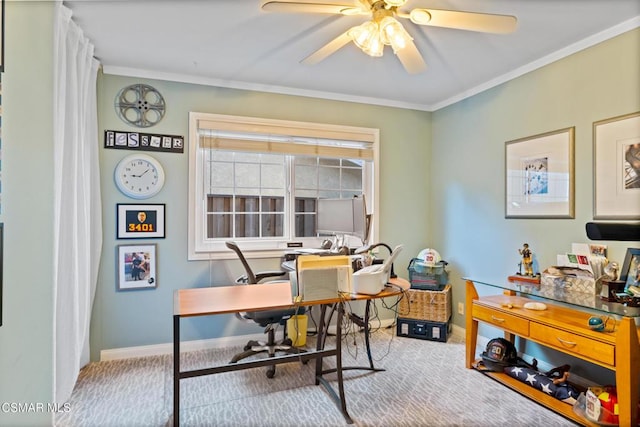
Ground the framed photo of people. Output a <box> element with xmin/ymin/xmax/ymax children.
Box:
<box><xmin>117</xmin><ymin>244</ymin><xmax>157</xmax><ymax>291</ymax></box>
<box><xmin>117</xmin><ymin>204</ymin><xmax>165</xmax><ymax>239</ymax></box>
<box><xmin>505</xmin><ymin>127</ymin><xmax>575</xmax><ymax>218</ymax></box>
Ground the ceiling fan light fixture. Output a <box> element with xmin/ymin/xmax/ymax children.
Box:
<box><xmin>409</xmin><ymin>9</ymin><xmax>431</xmax><ymax>25</ymax></box>
<box><xmin>348</xmin><ymin>21</ymin><xmax>384</xmax><ymax>57</ymax></box>
<box><xmin>379</xmin><ymin>16</ymin><xmax>410</xmax><ymax>52</ymax></box>
<box><xmin>363</xmin><ymin>35</ymin><xmax>384</xmax><ymax>57</ymax></box>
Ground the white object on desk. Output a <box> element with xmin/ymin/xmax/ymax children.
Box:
<box><xmin>298</xmin><ymin>266</ymin><xmax>351</xmax><ymax>301</ymax></box>
<box><xmin>352</xmin><ymin>245</ymin><xmax>403</xmax><ymax>295</ymax></box>
<box><xmin>523</xmin><ymin>302</ymin><xmax>547</xmax><ymax>310</ymax></box>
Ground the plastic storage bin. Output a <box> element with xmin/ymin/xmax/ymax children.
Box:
<box><xmin>408</xmin><ymin>258</ymin><xmax>448</xmax><ymax>290</ymax></box>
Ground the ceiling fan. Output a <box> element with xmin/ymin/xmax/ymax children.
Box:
<box><xmin>261</xmin><ymin>0</ymin><xmax>517</xmax><ymax>74</ymax></box>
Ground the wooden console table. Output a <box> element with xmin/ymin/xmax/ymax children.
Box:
<box><xmin>465</xmin><ymin>279</ymin><xmax>640</xmax><ymax>426</ymax></box>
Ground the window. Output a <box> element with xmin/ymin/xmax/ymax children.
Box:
<box><xmin>188</xmin><ymin>113</ymin><xmax>379</xmax><ymax>259</ymax></box>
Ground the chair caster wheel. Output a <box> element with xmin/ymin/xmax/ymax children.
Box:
<box><xmin>266</xmin><ymin>367</ymin><xmax>276</xmax><ymax>378</ymax></box>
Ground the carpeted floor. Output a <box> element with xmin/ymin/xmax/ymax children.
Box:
<box><xmin>55</xmin><ymin>327</ymin><xmax>577</xmax><ymax>426</ymax></box>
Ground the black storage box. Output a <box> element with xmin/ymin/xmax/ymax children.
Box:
<box><xmin>396</xmin><ymin>317</ymin><xmax>451</xmax><ymax>342</ymax></box>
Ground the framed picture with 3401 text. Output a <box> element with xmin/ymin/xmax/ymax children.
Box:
<box><xmin>593</xmin><ymin>112</ymin><xmax>640</xmax><ymax>219</ymax></box>
<box><xmin>117</xmin><ymin>244</ymin><xmax>157</xmax><ymax>291</ymax></box>
<box><xmin>505</xmin><ymin>127</ymin><xmax>575</xmax><ymax>218</ymax></box>
<box><xmin>117</xmin><ymin>204</ymin><xmax>165</xmax><ymax>239</ymax></box>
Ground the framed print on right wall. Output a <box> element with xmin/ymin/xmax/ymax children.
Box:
<box><xmin>593</xmin><ymin>112</ymin><xmax>640</xmax><ymax>219</ymax></box>
<box><xmin>505</xmin><ymin>127</ymin><xmax>575</xmax><ymax>218</ymax></box>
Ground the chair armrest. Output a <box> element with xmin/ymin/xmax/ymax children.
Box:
<box><xmin>255</xmin><ymin>270</ymin><xmax>288</xmax><ymax>283</ymax></box>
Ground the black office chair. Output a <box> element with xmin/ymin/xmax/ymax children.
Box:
<box><xmin>225</xmin><ymin>241</ymin><xmax>303</xmax><ymax>378</ymax></box>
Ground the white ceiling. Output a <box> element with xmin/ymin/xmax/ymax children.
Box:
<box><xmin>65</xmin><ymin>0</ymin><xmax>640</xmax><ymax>111</ymax></box>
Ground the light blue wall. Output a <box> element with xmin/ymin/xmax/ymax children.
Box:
<box><xmin>92</xmin><ymin>75</ymin><xmax>431</xmax><ymax>359</ymax></box>
<box><xmin>431</xmin><ymin>29</ymin><xmax>640</xmax><ymax>383</ymax></box>
<box><xmin>0</xmin><ymin>2</ymin><xmax>56</xmax><ymax>426</ymax></box>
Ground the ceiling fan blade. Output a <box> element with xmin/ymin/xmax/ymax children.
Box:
<box><xmin>404</xmin><ymin>8</ymin><xmax>517</xmax><ymax>34</ymax></box>
<box><xmin>261</xmin><ymin>1</ymin><xmax>366</xmax><ymax>15</ymax></box>
<box><xmin>395</xmin><ymin>38</ymin><xmax>427</xmax><ymax>74</ymax></box>
<box><xmin>302</xmin><ymin>31</ymin><xmax>353</xmax><ymax>65</ymax></box>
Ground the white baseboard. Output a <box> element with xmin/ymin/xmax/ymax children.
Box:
<box><xmin>100</xmin><ymin>333</ymin><xmax>266</xmax><ymax>361</ymax></box>
<box><xmin>101</xmin><ymin>318</ymin><xmax>464</xmax><ymax>362</ymax></box>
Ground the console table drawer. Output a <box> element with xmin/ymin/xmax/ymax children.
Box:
<box><xmin>473</xmin><ymin>304</ymin><xmax>529</xmax><ymax>336</ymax></box>
<box><xmin>530</xmin><ymin>322</ymin><xmax>615</xmax><ymax>366</ymax></box>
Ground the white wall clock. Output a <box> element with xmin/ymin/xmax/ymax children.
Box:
<box><xmin>114</xmin><ymin>154</ymin><xmax>165</xmax><ymax>199</ymax></box>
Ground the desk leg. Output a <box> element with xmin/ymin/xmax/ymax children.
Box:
<box><xmin>315</xmin><ymin>304</ymin><xmax>328</xmax><ymax>385</ymax></box>
<box><xmin>615</xmin><ymin>316</ymin><xmax>639</xmax><ymax>427</ymax></box>
<box><xmin>465</xmin><ymin>280</ymin><xmax>479</xmax><ymax>369</ymax></box>
<box><xmin>314</xmin><ymin>303</ymin><xmax>353</xmax><ymax>424</ymax></box>
<box><xmin>173</xmin><ymin>314</ymin><xmax>180</xmax><ymax>426</ymax></box>
<box><xmin>335</xmin><ymin>302</ymin><xmax>353</xmax><ymax>424</ymax></box>
<box><xmin>363</xmin><ymin>300</ymin><xmax>374</xmax><ymax>370</ymax></box>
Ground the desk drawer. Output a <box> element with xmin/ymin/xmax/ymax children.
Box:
<box><xmin>529</xmin><ymin>322</ymin><xmax>615</xmax><ymax>366</ymax></box>
<box><xmin>473</xmin><ymin>304</ymin><xmax>529</xmax><ymax>336</ymax></box>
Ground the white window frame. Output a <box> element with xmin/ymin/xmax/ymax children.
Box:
<box><xmin>188</xmin><ymin>112</ymin><xmax>380</xmax><ymax>260</ymax></box>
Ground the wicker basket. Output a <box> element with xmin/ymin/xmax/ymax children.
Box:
<box><xmin>398</xmin><ymin>285</ymin><xmax>451</xmax><ymax>322</ymax></box>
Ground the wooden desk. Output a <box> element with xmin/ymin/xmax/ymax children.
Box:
<box><xmin>465</xmin><ymin>279</ymin><xmax>640</xmax><ymax>426</ymax></box>
<box><xmin>173</xmin><ymin>278</ymin><xmax>409</xmax><ymax>426</ymax></box>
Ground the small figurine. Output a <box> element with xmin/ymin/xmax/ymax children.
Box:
<box><xmin>518</xmin><ymin>243</ymin><xmax>534</xmax><ymax>276</ymax></box>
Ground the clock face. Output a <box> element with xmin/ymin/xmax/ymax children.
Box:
<box><xmin>115</xmin><ymin>154</ymin><xmax>165</xmax><ymax>199</ymax></box>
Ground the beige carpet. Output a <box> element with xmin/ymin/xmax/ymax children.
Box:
<box><xmin>55</xmin><ymin>327</ymin><xmax>576</xmax><ymax>426</ymax></box>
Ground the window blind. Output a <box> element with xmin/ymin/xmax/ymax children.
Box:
<box><xmin>195</xmin><ymin>114</ymin><xmax>375</xmax><ymax>160</ymax></box>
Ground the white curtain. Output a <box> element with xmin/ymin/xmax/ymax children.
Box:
<box><xmin>52</xmin><ymin>4</ymin><xmax>102</xmax><ymax>404</ymax></box>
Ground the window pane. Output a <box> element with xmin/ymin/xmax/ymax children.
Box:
<box><xmin>295</xmin><ymin>164</ymin><xmax>318</xmax><ymax>189</ymax></box>
<box><xmin>236</xmin><ymin>152</ymin><xmax>262</xmax><ymax>163</ymax></box>
<box><xmin>263</xmin><ymin>197</ymin><xmax>284</xmax><ymax>213</ymax></box>
<box><xmin>319</xmin><ymin>166</ymin><xmax>340</xmax><ymax>189</ymax></box>
<box><xmin>342</xmin><ymin>167</ymin><xmax>362</xmax><ymax>190</ymax></box>
<box><xmin>207</xmin><ymin>195</ymin><xmax>232</xmax><ymax>213</ymax></box>
<box><xmin>294</xmin><ymin>198</ymin><xmax>316</xmax><ymax>238</ymax></box>
<box><xmin>235</xmin><ymin>213</ymin><xmax>259</xmax><ymax>237</ymax></box>
<box><xmin>209</xmin><ymin>150</ymin><xmax>234</xmax><ymax>162</ymax></box>
<box><xmin>296</xmin><ymin>157</ymin><xmax>317</xmax><ymax>165</ymax></box>
<box><xmin>210</xmin><ymin>162</ymin><xmax>234</xmax><ymax>188</ymax></box>
<box><xmin>262</xmin><ymin>188</ymin><xmax>285</xmax><ymax>197</ymax></box>
<box><xmin>262</xmin><ymin>213</ymin><xmax>284</xmax><ymax>237</ymax></box>
<box><xmin>319</xmin><ymin>158</ymin><xmax>340</xmax><ymax>166</ymax></box>
<box><xmin>207</xmin><ymin>213</ymin><xmax>232</xmax><ymax>238</ymax></box>
<box><xmin>295</xmin><ymin>189</ymin><xmax>317</xmax><ymax>198</ymax></box>
<box><xmin>261</xmin><ymin>163</ymin><xmax>285</xmax><ymax>189</ymax></box>
<box><xmin>236</xmin><ymin>196</ymin><xmax>259</xmax><ymax>213</ymax></box>
<box><xmin>319</xmin><ymin>190</ymin><xmax>341</xmax><ymax>198</ymax></box>
<box><xmin>261</xmin><ymin>153</ymin><xmax>285</xmax><ymax>164</ymax></box>
<box><xmin>295</xmin><ymin>213</ymin><xmax>316</xmax><ymax>237</ymax></box>
<box><xmin>235</xmin><ymin>163</ymin><xmax>260</xmax><ymax>188</ymax></box>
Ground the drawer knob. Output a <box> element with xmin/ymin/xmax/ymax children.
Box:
<box><xmin>556</xmin><ymin>337</ymin><xmax>577</xmax><ymax>347</ymax></box>
<box><xmin>490</xmin><ymin>315</ymin><xmax>505</xmax><ymax>323</ymax></box>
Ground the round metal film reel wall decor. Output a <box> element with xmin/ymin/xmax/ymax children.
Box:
<box><xmin>115</xmin><ymin>84</ymin><xmax>165</xmax><ymax>128</ymax></box>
